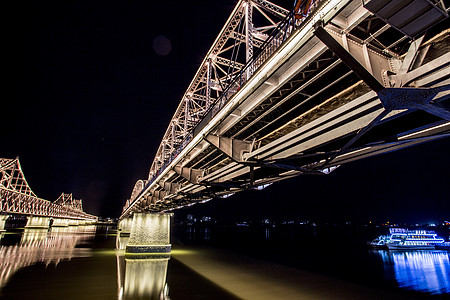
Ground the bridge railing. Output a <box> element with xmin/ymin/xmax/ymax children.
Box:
<box><xmin>131</xmin><ymin>1</ymin><xmax>319</xmax><ymax>208</ymax></box>
<box><xmin>190</xmin><ymin>0</ymin><xmax>318</xmax><ymax>140</ymax></box>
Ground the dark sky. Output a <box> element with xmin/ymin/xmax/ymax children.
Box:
<box><xmin>3</xmin><ymin>0</ymin><xmax>449</xmax><ymax>222</ymax></box>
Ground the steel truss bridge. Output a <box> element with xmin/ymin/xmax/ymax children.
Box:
<box><xmin>0</xmin><ymin>157</ymin><xmax>97</xmax><ymax>221</ymax></box>
<box><xmin>121</xmin><ymin>0</ymin><xmax>449</xmax><ymax>218</ymax></box>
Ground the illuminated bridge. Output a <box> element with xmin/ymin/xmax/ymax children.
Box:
<box><xmin>121</xmin><ymin>0</ymin><xmax>449</xmax><ymax>219</ymax></box>
<box><xmin>0</xmin><ymin>157</ymin><xmax>98</xmax><ymax>229</ymax></box>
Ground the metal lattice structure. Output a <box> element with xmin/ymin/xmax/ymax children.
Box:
<box><xmin>121</xmin><ymin>0</ymin><xmax>449</xmax><ymax>218</ymax></box>
<box><xmin>148</xmin><ymin>0</ymin><xmax>290</xmax><ymax>180</ymax></box>
<box><xmin>0</xmin><ymin>157</ymin><xmax>97</xmax><ymax>221</ymax></box>
<box><xmin>54</xmin><ymin>193</ymin><xmax>83</xmax><ymax>211</ymax></box>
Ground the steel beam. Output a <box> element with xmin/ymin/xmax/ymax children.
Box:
<box><xmin>158</xmin><ymin>181</ymin><xmax>181</xmax><ymax>194</ymax></box>
<box><xmin>174</xmin><ymin>166</ymin><xmax>204</xmax><ymax>184</ymax></box>
<box><xmin>314</xmin><ymin>24</ymin><xmax>384</xmax><ymax>92</ymax></box>
<box><xmin>205</xmin><ymin>134</ymin><xmax>253</xmax><ymax>162</ymax></box>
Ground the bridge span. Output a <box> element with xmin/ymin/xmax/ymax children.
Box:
<box><xmin>121</xmin><ymin>0</ymin><xmax>449</xmax><ymax>219</ymax></box>
<box><xmin>0</xmin><ymin>157</ymin><xmax>98</xmax><ymax>229</ymax></box>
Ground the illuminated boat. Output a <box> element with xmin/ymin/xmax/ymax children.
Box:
<box><xmin>386</xmin><ymin>228</ymin><xmax>445</xmax><ymax>250</ymax></box>
<box><xmin>369</xmin><ymin>235</ymin><xmax>390</xmax><ymax>249</ymax></box>
<box><xmin>435</xmin><ymin>242</ymin><xmax>450</xmax><ymax>250</ymax></box>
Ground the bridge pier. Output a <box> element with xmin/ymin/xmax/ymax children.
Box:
<box><xmin>25</xmin><ymin>216</ymin><xmax>51</xmax><ymax>229</ymax></box>
<box><xmin>118</xmin><ymin>217</ymin><xmax>133</xmax><ymax>236</ymax></box>
<box><xmin>0</xmin><ymin>215</ymin><xmax>9</xmax><ymax>232</ymax></box>
<box><xmin>116</xmin><ymin>217</ymin><xmax>133</xmax><ymax>250</ymax></box>
<box><xmin>51</xmin><ymin>218</ymin><xmax>69</xmax><ymax>227</ymax></box>
<box><xmin>125</xmin><ymin>213</ymin><xmax>172</xmax><ymax>255</ymax></box>
<box><xmin>68</xmin><ymin>219</ymin><xmax>79</xmax><ymax>226</ymax></box>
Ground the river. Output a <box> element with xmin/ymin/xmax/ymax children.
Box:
<box><xmin>0</xmin><ymin>222</ymin><xmax>449</xmax><ymax>299</ymax></box>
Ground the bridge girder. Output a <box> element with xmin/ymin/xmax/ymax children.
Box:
<box><xmin>158</xmin><ymin>180</ymin><xmax>181</xmax><ymax>194</ymax></box>
<box><xmin>205</xmin><ymin>134</ymin><xmax>253</xmax><ymax>162</ymax></box>
<box><xmin>173</xmin><ymin>166</ymin><xmax>204</xmax><ymax>185</ymax></box>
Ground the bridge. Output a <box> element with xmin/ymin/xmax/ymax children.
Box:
<box><xmin>120</xmin><ymin>0</ymin><xmax>449</xmax><ymax>223</ymax></box>
<box><xmin>0</xmin><ymin>157</ymin><xmax>98</xmax><ymax>230</ymax></box>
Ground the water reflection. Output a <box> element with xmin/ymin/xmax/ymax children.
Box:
<box><xmin>184</xmin><ymin>227</ymin><xmax>212</xmax><ymax>241</ymax></box>
<box><xmin>116</xmin><ymin>234</ymin><xmax>170</xmax><ymax>300</ymax></box>
<box><xmin>203</xmin><ymin>227</ymin><xmax>210</xmax><ymax>240</ymax></box>
<box><xmin>116</xmin><ymin>254</ymin><xmax>170</xmax><ymax>300</ymax></box>
<box><xmin>265</xmin><ymin>228</ymin><xmax>270</xmax><ymax>240</ymax></box>
<box><xmin>187</xmin><ymin>227</ymin><xmax>196</xmax><ymax>240</ymax></box>
<box><xmin>0</xmin><ymin>225</ymin><xmax>96</xmax><ymax>289</ymax></box>
<box><xmin>377</xmin><ymin>250</ymin><xmax>450</xmax><ymax>294</ymax></box>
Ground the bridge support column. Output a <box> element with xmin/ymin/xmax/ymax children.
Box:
<box><xmin>51</xmin><ymin>218</ymin><xmax>70</xmax><ymax>227</ymax></box>
<box><xmin>68</xmin><ymin>219</ymin><xmax>79</xmax><ymax>226</ymax></box>
<box><xmin>0</xmin><ymin>215</ymin><xmax>9</xmax><ymax>232</ymax></box>
<box><xmin>116</xmin><ymin>217</ymin><xmax>133</xmax><ymax>250</ymax></box>
<box><xmin>25</xmin><ymin>216</ymin><xmax>51</xmax><ymax>229</ymax></box>
<box><xmin>126</xmin><ymin>213</ymin><xmax>172</xmax><ymax>255</ymax></box>
<box><xmin>118</xmin><ymin>217</ymin><xmax>133</xmax><ymax>236</ymax></box>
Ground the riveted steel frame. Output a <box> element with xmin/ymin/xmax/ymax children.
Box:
<box><xmin>121</xmin><ymin>0</ymin><xmax>449</xmax><ymax>218</ymax></box>
<box><xmin>0</xmin><ymin>158</ymin><xmax>97</xmax><ymax>221</ymax></box>
<box><xmin>148</xmin><ymin>0</ymin><xmax>289</xmax><ymax>180</ymax></box>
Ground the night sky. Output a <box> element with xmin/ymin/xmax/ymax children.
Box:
<box><xmin>3</xmin><ymin>0</ymin><xmax>449</xmax><ymax>222</ymax></box>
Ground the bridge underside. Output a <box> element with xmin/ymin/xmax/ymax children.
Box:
<box><xmin>121</xmin><ymin>0</ymin><xmax>449</xmax><ymax>218</ymax></box>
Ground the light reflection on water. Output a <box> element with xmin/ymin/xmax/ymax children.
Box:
<box><xmin>0</xmin><ymin>226</ymin><xmax>96</xmax><ymax>290</ymax></box>
<box><xmin>116</xmin><ymin>254</ymin><xmax>170</xmax><ymax>300</ymax></box>
<box><xmin>116</xmin><ymin>233</ymin><xmax>170</xmax><ymax>300</ymax></box>
<box><xmin>377</xmin><ymin>250</ymin><xmax>450</xmax><ymax>295</ymax></box>
<box><xmin>1</xmin><ymin>226</ymin><xmax>238</xmax><ymax>300</ymax></box>
<box><xmin>2</xmin><ymin>225</ymin><xmax>450</xmax><ymax>299</ymax></box>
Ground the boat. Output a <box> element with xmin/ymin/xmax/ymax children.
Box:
<box><xmin>435</xmin><ymin>242</ymin><xmax>450</xmax><ymax>250</ymax></box>
<box><xmin>387</xmin><ymin>244</ymin><xmax>436</xmax><ymax>250</ymax></box>
<box><xmin>385</xmin><ymin>228</ymin><xmax>445</xmax><ymax>250</ymax></box>
<box><xmin>369</xmin><ymin>235</ymin><xmax>390</xmax><ymax>249</ymax></box>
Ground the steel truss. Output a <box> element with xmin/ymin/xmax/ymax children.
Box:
<box><xmin>123</xmin><ymin>0</ymin><xmax>319</xmax><ymax>215</ymax></box>
<box><xmin>0</xmin><ymin>158</ymin><xmax>97</xmax><ymax>221</ymax></box>
<box><xmin>122</xmin><ymin>0</ymin><xmax>449</xmax><ymax>217</ymax></box>
<box><xmin>148</xmin><ymin>0</ymin><xmax>289</xmax><ymax>179</ymax></box>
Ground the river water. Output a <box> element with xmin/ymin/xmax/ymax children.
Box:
<box><xmin>0</xmin><ymin>223</ymin><xmax>449</xmax><ymax>299</ymax></box>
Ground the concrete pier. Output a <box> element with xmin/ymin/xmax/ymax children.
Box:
<box><xmin>68</xmin><ymin>219</ymin><xmax>79</xmax><ymax>226</ymax></box>
<box><xmin>116</xmin><ymin>232</ymin><xmax>130</xmax><ymax>251</ymax></box>
<box><xmin>0</xmin><ymin>215</ymin><xmax>8</xmax><ymax>232</ymax></box>
<box><xmin>51</xmin><ymin>218</ymin><xmax>70</xmax><ymax>227</ymax></box>
<box><xmin>116</xmin><ymin>218</ymin><xmax>133</xmax><ymax>250</ymax></box>
<box><xmin>118</xmin><ymin>217</ymin><xmax>133</xmax><ymax>236</ymax></box>
<box><xmin>125</xmin><ymin>213</ymin><xmax>172</xmax><ymax>255</ymax></box>
<box><xmin>25</xmin><ymin>216</ymin><xmax>51</xmax><ymax>229</ymax></box>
